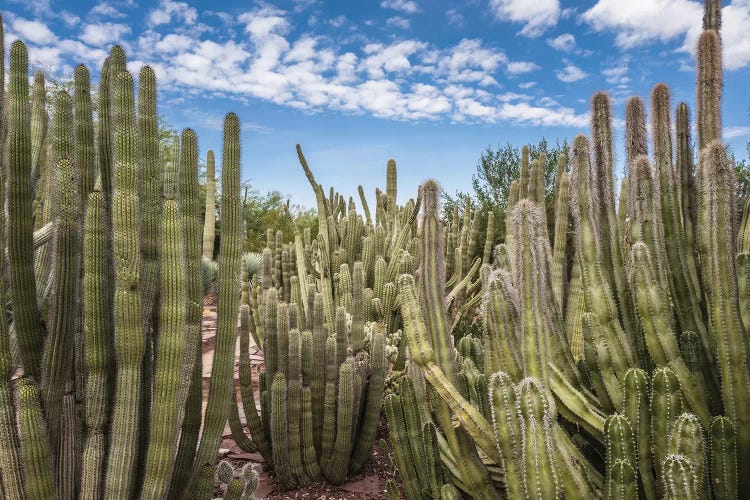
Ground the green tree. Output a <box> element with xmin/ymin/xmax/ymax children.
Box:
<box><xmin>445</xmin><ymin>138</ymin><xmax>569</xmax><ymax>245</ymax></box>
<box><xmin>729</xmin><ymin>141</ymin><xmax>750</xmax><ymax>203</ymax></box>
<box><xmin>240</xmin><ymin>186</ymin><xmax>318</xmax><ymax>252</ymax></box>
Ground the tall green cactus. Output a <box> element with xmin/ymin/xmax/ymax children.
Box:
<box><xmin>104</xmin><ymin>69</ymin><xmax>144</xmax><ymax>500</ymax></box>
<box><xmin>188</xmin><ymin>113</ymin><xmax>243</xmax><ymax>488</ymax></box>
<box><xmin>80</xmin><ymin>190</ymin><xmax>109</xmax><ymax>500</ymax></box>
<box><xmin>140</xmin><ymin>199</ymin><xmax>187</xmax><ymax>499</ymax></box>
<box><xmin>7</xmin><ymin>41</ymin><xmax>44</xmax><ymax>380</ymax></box>
<box><xmin>0</xmin><ymin>28</ymin><xmax>256</xmax><ymax>498</ymax></box>
<box><xmin>202</xmin><ymin>150</ymin><xmax>216</xmax><ymax>259</ymax></box>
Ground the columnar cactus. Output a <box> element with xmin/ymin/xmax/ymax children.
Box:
<box><xmin>0</xmin><ymin>29</ymin><xmax>249</xmax><ymax>498</ymax></box>
<box><xmin>202</xmin><ymin>150</ymin><xmax>216</xmax><ymax>259</ymax></box>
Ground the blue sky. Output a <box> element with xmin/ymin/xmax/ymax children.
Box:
<box><xmin>3</xmin><ymin>0</ymin><xmax>750</xmax><ymax>208</ymax></box>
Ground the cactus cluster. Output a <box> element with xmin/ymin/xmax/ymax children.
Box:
<box><xmin>232</xmin><ymin>153</ymin><xmax>409</xmax><ymax>487</ymax></box>
<box><xmin>393</xmin><ymin>1</ymin><xmax>750</xmax><ymax>498</ymax></box>
<box><xmin>0</xmin><ymin>20</ymin><xmax>247</xmax><ymax>498</ymax></box>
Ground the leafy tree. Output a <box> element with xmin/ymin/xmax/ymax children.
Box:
<box><xmin>729</xmin><ymin>142</ymin><xmax>750</xmax><ymax>203</ymax></box>
<box><xmin>445</xmin><ymin>138</ymin><xmax>569</xmax><ymax>245</ymax></box>
<box><xmin>240</xmin><ymin>185</ymin><xmax>318</xmax><ymax>252</ymax></box>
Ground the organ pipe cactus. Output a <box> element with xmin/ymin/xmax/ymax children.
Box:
<box><xmin>394</xmin><ymin>3</ymin><xmax>749</xmax><ymax>499</ymax></box>
<box><xmin>202</xmin><ymin>150</ymin><xmax>216</xmax><ymax>259</ymax></box>
<box><xmin>0</xmin><ymin>28</ymin><xmax>247</xmax><ymax>498</ymax></box>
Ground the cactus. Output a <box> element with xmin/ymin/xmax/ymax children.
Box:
<box><xmin>140</xmin><ymin>199</ymin><xmax>188</xmax><ymax>499</ymax></box>
<box><xmin>17</xmin><ymin>378</ymin><xmax>56</xmax><ymax>499</ymax></box>
<box><xmin>103</xmin><ymin>69</ymin><xmax>145</xmax><ymax>500</ymax></box>
<box><xmin>7</xmin><ymin>41</ymin><xmax>44</xmax><ymax>380</ymax></box>
<box><xmin>0</xmin><ymin>29</ymin><xmax>256</xmax><ymax>499</ymax></box>
<box><xmin>202</xmin><ymin>149</ymin><xmax>216</xmax><ymax>259</ymax></box>
<box><xmin>188</xmin><ymin>113</ymin><xmax>243</xmax><ymax>487</ymax></box>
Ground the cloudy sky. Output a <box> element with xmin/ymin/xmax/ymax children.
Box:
<box><xmin>3</xmin><ymin>0</ymin><xmax>750</xmax><ymax>207</ymax></box>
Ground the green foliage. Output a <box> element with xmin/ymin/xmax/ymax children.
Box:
<box><xmin>445</xmin><ymin>138</ymin><xmax>569</xmax><ymax>243</ymax></box>
<box><xmin>241</xmin><ymin>186</ymin><xmax>318</xmax><ymax>251</ymax></box>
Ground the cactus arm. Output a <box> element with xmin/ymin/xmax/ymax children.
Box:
<box><xmin>7</xmin><ymin>41</ymin><xmax>44</xmax><ymax>380</ymax></box>
<box><xmin>709</xmin><ymin>416</ymin><xmax>737</xmax><ymax>500</ymax></box>
<box><xmin>41</xmin><ymin>158</ymin><xmax>81</xmax><ymax>496</ymax></box>
<box><xmin>138</xmin><ymin>66</ymin><xmax>162</xmax><ymax>332</ymax></box>
<box><xmin>79</xmin><ymin>190</ymin><xmax>109</xmax><ymax>500</ymax></box>
<box><xmin>384</xmin><ymin>394</ymin><xmax>423</xmax><ymax>500</ymax></box>
<box><xmin>17</xmin><ymin>379</ymin><xmax>55</xmax><ymax>499</ymax></box>
<box><xmin>0</xmin><ymin>44</ymin><xmax>25</xmax><ymax>490</ymax></box>
<box><xmin>547</xmin><ymin>362</ymin><xmax>605</xmax><ymax>441</ymax></box>
<box><xmin>140</xmin><ymin>199</ymin><xmax>188</xmax><ymax>499</ymax></box>
<box><xmin>571</xmin><ymin>135</ymin><xmax>635</xmax><ymax>376</ymax></box>
<box><xmin>620</xmin><ymin>368</ymin><xmax>656</xmax><ymax>500</ymax></box>
<box><xmin>74</xmin><ymin>65</ymin><xmax>96</xmax><ymax>201</ymax></box>
<box><xmin>357</xmin><ymin>185</ymin><xmax>372</xmax><ymax>225</ymax></box>
<box><xmin>236</xmin><ymin>304</ymin><xmax>272</xmax><ymax>462</ymax></box>
<box><xmin>170</xmin><ymin>126</ymin><xmax>208</xmax><ymax>495</ymax></box>
<box><xmin>270</xmin><ymin>373</ymin><xmax>296</xmax><ymax>488</ymax></box>
<box><xmin>551</xmin><ymin>172</ymin><xmax>569</xmax><ymax>310</ymax></box>
<box><xmin>325</xmin><ymin>361</ymin><xmax>354</xmax><ymax>485</ymax></box>
<box><xmin>349</xmin><ymin>326</ymin><xmax>386</xmax><ymax>473</ymax></box>
<box><xmin>189</xmin><ymin>114</ymin><xmax>243</xmax><ymax>480</ymax></box>
<box><xmin>700</xmin><ymin>142</ymin><xmax>750</xmax><ymax>488</ymax></box>
<box><xmin>202</xmin><ymin>150</ymin><xmax>216</xmax><ymax>259</ymax></box>
<box><xmin>591</xmin><ymin>92</ymin><xmax>636</xmax><ymax>337</ymax></box>
<box><xmin>103</xmin><ymin>71</ymin><xmax>144</xmax><ymax>500</ymax></box>
<box><xmin>696</xmin><ymin>31</ymin><xmax>722</xmax><ymax>151</ymax></box>
<box><xmin>662</xmin><ymin>454</ymin><xmax>699</xmax><ymax>500</ymax></box>
<box><xmin>651</xmin><ymin>367</ymin><xmax>684</xmax><ymax>494</ymax></box>
<box><xmin>300</xmin><ymin>387</ymin><xmax>321</xmax><ymax>480</ymax></box>
<box><xmin>29</xmin><ymin>72</ymin><xmax>48</xmax><ymax>203</ymax></box>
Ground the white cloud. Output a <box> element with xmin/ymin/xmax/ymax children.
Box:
<box><xmin>582</xmin><ymin>0</ymin><xmax>701</xmax><ymax>48</ymax></box>
<box><xmin>506</xmin><ymin>61</ymin><xmax>540</xmax><ymax>74</ymax></box>
<box><xmin>380</xmin><ymin>0</ymin><xmax>420</xmax><ymax>14</ymax></box>
<box><xmin>328</xmin><ymin>15</ymin><xmax>346</xmax><ymax>28</ymax></box>
<box><xmin>1</xmin><ymin>0</ymin><xmax>594</xmax><ymax>128</ymax></box>
<box><xmin>60</xmin><ymin>12</ymin><xmax>80</xmax><ymax>27</ymax></box>
<box><xmin>547</xmin><ymin>33</ymin><xmax>575</xmax><ymax>51</ymax></box>
<box><xmin>446</xmin><ymin>9</ymin><xmax>464</xmax><ymax>26</ymax></box>
<box><xmin>584</xmin><ymin>0</ymin><xmax>750</xmax><ymax>70</ymax></box>
<box><xmin>497</xmin><ymin>101</ymin><xmax>588</xmax><ymax>127</ymax></box>
<box><xmin>556</xmin><ymin>63</ymin><xmax>587</xmax><ymax>82</ymax></box>
<box><xmin>362</xmin><ymin>40</ymin><xmax>426</xmax><ymax>78</ymax></box>
<box><xmin>725</xmin><ymin>126</ymin><xmax>750</xmax><ymax>139</ymax></box>
<box><xmin>12</xmin><ymin>19</ymin><xmax>56</xmax><ymax>45</ymax></box>
<box><xmin>239</xmin><ymin>6</ymin><xmax>289</xmax><ymax>39</ymax></box>
<box><xmin>718</xmin><ymin>3</ymin><xmax>750</xmax><ymax>69</ymax></box>
<box><xmin>681</xmin><ymin>1</ymin><xmax>750</xmax><ymax>70</ymax></box>
<box><xmin>602</xmin><ymin>64</ymin><xmax>629</xmax><ymax>85</ymax></box>
<box><xmin>90</xmin><ymin>2</ymin><xmax>125</xmax><ymax>18</ymax></box>
<box><xmin>519</xmin><ymin>81</ymin><xmax>536</xmax><ymax>89</ymax></box>
<box><xmin>438</xmin><ymin>39</ymin><xmax>507</xmax><ymax>86</ymax></box>
<box><xmin>155</xmin><ymin>33</ymin><xmax>193</xmax><ymax>53</ymax></box>
<box><xmin>149</xmin><ymin>0</ymin><xmax>198</xmax><ymax>27</ymax></box>
<box><xmin>490</xmin><ymin>0</ymin><xmax>560</xmax><ymax>37</ymax></box>
<box><xmin>386</xmin><ymin>16</ymin><xmax>410</xmax><ymax>29</ymax></box>
<box><xmin>80</xmin><ymin>22</ymin><xmax>131</xmax><ymax>46</ymax></box>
